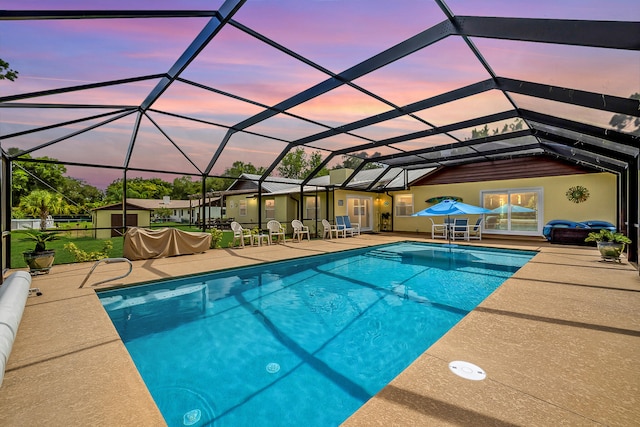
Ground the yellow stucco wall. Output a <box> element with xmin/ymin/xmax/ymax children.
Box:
<box><xmin>392</xmin><ymin>172</ymin><xmax>616</xmax><ymax>235</ymax></box>
<box><xmin>226</xmin><ymin>193</ymin><xmax>331</xmax><ymax>233</ymax></box>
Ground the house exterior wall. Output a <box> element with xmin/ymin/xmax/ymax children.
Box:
<box><xmin>391</xmin><ymin>172</ymin><xmax>617</xmax><ymax>236</ymax></box>
<box><xmin>226</xmin><ymin>192</ymin><xmax>333</xmax><ymax>235</ymax></box>
<box><xmin>92</xmin><ymin>209</ymin><xmax>150</xmax><ymax>240</ymax></box>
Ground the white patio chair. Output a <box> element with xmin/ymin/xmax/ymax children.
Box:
<box><xmin>291</xmin><ymin>219</ymin><xmax>310</xmax><ymax>242</ymax></box>
<box><xmin>428</xmin><ymin>218</ymin><xmax>447</xmax><ymax>239</ymax></box>
<box><xmin>267</xmin><ymin>220</ymin><xmax>287</xmax><ymax>244</ymax></box>
<box><xmin>451</xmin><ymin>218</ymin><xmax>470</xmax><ymax>241</ymax></box>
<box><xmin>321</xmin><ymin>219</ymin><xmax>339</xmax><ymax>239</ymax></box>
<box><xmin>230</xmin><ymin>221</ymin><xmax>253</xmax><ymax>247</ymax></box>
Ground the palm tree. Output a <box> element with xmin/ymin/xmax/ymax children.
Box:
<box><xmin>19</xmin><ymin>190</ymin><xmax>71</xmax><ymax>231</ymax></box>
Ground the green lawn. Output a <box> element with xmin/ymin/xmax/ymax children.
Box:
<box><xmin>10</xmin><ymin>227</ymin><xmax>236</xmax><ymax>269</ymax></box>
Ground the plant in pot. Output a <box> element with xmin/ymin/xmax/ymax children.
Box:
<box><xmin>381</xmin><ymin>212</ymin><xmax>391</xmax><ymax>231</ymax></box>
<box><xmin>23</xmin><ymin>231</ymin><xmax>58</xmax><ymax>275</ymax></box>
<box><xmin>584</xmin><ymin>229</ymin><xmax>632</xmax><ymax>262</ymax></box>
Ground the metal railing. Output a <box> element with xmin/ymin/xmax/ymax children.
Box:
<box><xmin>78</xmin><ymin>258</ymin><xmax>133</xmax><ymax>289</ymax></box>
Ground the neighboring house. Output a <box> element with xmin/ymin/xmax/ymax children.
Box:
<box><xmin>92</xmin><ymin>197</ymin><xmax>223</xmax><ymax>239</ymax></box>
<box><xmin>126</xmin><ymin>197</ymin><xmax>195</xmax><ymax>223</ymax></box>
<box><xmin>124</xmin><ymin>197</ymin><xmax>222</xmax><ymax>224</ymax></box>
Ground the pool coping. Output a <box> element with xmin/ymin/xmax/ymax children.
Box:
<box><xmin>1</xmin><ymin>234</ymin><xmax>638</xmax><ymax>426</ymax></box>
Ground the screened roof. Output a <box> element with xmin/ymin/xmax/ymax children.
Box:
<box><xmin>1</xmin><ymin>0</ymin><xmax>638</xmax><ymax>191</ymax></box>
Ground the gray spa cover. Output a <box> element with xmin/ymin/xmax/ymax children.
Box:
<box><xmin>123</xmin><ymin>227</ymin><xmax>211</xmax><ymax>260</ymax></box>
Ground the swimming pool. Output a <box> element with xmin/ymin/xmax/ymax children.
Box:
<box><xmin>99</xmin><ymin>242</ymin><xmax>535</xmax><ymax>426</ymax></box>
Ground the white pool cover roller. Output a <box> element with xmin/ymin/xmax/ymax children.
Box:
<box><xmin>0</xmin><ymin>271</ymin><xmax>31</xmax><ymax>387</ymax></box>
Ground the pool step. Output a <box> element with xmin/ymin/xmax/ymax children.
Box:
<box><xmin>364</xmin><ymin>249</ymin><xmax>403</xmax><ymax>262</ymax></box>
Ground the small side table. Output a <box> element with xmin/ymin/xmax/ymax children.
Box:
<box><xmin>254</xmin><ymin>233</ymin><xmax>270</xmax><ymax>246</ymax></box>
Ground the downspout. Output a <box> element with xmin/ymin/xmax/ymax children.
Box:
<box><xmin>386</xmin><ymin>191</ymin><xmax>394</xmax><ymax>231</ymax></box>
<box><xmin>258</xmin><ymin>182</ymin><xmax>262</xmax><ymax>230</ymax></box>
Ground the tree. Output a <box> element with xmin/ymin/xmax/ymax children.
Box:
<box><xmin>278</xmin><ymin>147</ymin><xmax>307</xmax><ymax>179</ymax></box>
<box><xmin>609</xmin><ymin>93</ymin><xmax>640</xmax><ymax>136</ymax></box>
<box><xmin>171</xmin><ymin>176</ymin><xmax>201</xmax><ymax>200</ymax></box>
<box><xmin>469</xmin><ymin>118</ymin><xmax>524</xmax><ymax>139</ymax></box>
<box><xmin>0</xmin><ymin>58</ymin><xmax>19</xmax><ymax>81</ymax></box>
<box><xmin>10</xmin><ymin>152</ymin><xmax>69</xmax><ymax>205</ymax></box>
<box><xmin>19</xmin><ymin>190</ymin><xmax>72</xmax><ymax>231</ymax></box>
<box><xmin>220</xmin><ymin>161</ymin><xmax>267</xmax><ymax>189</ymax></box>
<box><xmin>104</xmin><ymin>177</ymin><xmax>172</xmax><ymax>202</ymax></box>
<box><xmin>335</xmin><ymin>151</ymin><xmax>383</xmax><ymax>170</ymax></box>
<box><xmin>278</xmin><ymin>148</ymin><xmax>329</xmax><ymax>179</ymax></box>
<box><xmin>59</xmin><ymin>177</ymin><xmax>103</xmax><ymax>207</ymax></box>
<box><xmin>223</xmin><ymin>161</ymin><xmax>266</xmax><ymax>178</ymax></box>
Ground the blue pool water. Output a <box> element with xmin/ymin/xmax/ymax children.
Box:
<box><xmin>99</xmin><ymin>242</ymin><xmax>535</xmax><ymax>426</ymax></box>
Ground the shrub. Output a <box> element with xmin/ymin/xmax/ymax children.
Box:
<box><xmin>64</xmin><ymin>240</ymin><xmax>113</xmax><ymax>262</ymax></box>
<box><xmin>209</xmin><ymin>228</ymin><xmax>224</xmax><ymax>249</ymax></box>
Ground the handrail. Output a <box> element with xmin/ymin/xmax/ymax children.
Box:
<box><xmin>78</xmin><ymin>258</ymin><xmax>133</xmax><ymax>289</ymax></box>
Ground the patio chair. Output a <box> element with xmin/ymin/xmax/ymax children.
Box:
<box><xmin>468</xmin><ymin>217</ymin><xmax>483</xmax><ymax>240</ymax></box>
<box><xmin>321</xmin><ymin>219</ymin><xmax>339</xmax><ymax>239</ymax></box>
<box><xmin>342</xmin><ymin>216</ymin><xmax>360</xmax><ymax>236</ymax></box>
<box><xmin>428</xmin><ymin>218</ymin><xmax>447</xmax><ymax>239</ymax></box>
<box><xmin>335</xmin><ymin>216</ymin><xmax>353</xmax><ymax>237</ymax></box>
<box><xmin>451</xmin><ymin>218</ymin><xmax>470</xmax><ymax>241</ymax></box>
<box><xmin>291</xmin><ymin>219</ymin><xmax>310</xmax><ymax>242</ymax></box>
<box><xmin>230</xmin><ymin>221</ymin><xmax>253</xmax><ymax>247</ymax></box>
<box><xmin>267</xmin><ymin>220</ymin><xmax>287</xmax><ymax>244</ymax></box>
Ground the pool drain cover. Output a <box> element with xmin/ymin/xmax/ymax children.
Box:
<box><xmin>266</xmin><ymin>362</ymin><xmax>281</xmax><ymax>374</ymax></box>
<box><xmin>448</xmin><ymin>361</ymin><xmax>486</xmax><ymax>381</ymax></box>
<box><xmin>183</xmin><ymin>409</ymin><xmax>202</xmax><ymax>425</ymax></box>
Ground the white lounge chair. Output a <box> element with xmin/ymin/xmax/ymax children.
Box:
<box><xmin>267</xmin><ymin>220</ymin><xmax>287</xmax><ymax>244</ymax></box>
<box><xmin>291</xmin><ymin>219</ymin><xmax>310</xmax><ymax>242</ymax></box>
<box><xmin>230</xmin><ymin>221</ymin><xmax>253</xmax><ymax>247</ymax></box>
<box><xmin>321</xmin><ymin>219</ymin><xmax>339</xmax><ymax>239</ymax></box>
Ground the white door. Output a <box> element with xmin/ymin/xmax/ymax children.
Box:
<box><xmin>346</xmin><ymin>196</ymin><xmax>373</xmax><ymax>231</ymax></box>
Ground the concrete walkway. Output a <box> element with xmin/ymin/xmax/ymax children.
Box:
<box><xmin>1</xmin><ymin>234</ymin><xmax>638</xmax><ymax>426</ymax></box>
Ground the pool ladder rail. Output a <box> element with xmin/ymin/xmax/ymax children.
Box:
<box><xmin>78</xmin><ymin>258</ymin><xmax>133</xmax><ymax>289</ymax></box>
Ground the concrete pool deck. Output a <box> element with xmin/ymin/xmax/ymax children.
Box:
<box><xmin>1</xmin><ymin>234</ymin><xmax>638</xmax><ymax>426</ymax></box>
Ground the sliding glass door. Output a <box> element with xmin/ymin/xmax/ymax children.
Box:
<box><xmin>482</xmin><ymin>188</ymin><xmax>542</xmax><ymax>235</ymax></box>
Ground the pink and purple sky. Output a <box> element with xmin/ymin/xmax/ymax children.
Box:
<box><xmin>1</xmin><ymin>0</ymin><xmax>638</xmax><ymax>189</ymax></box>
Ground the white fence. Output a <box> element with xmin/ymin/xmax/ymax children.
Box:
<box><xmin>11</xmin><ymin>216</ymin><xmax>55</xmax><ymax>230</ymax></box>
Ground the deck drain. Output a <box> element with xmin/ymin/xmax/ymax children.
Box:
<box><xmin>448</xmin><ymin>361</ymin><xmax>486</xmax><ymax>381</ymax></box>
<box><xmin>266</xmin><ymin>362</ymin><xmax>281</xmax><ymax>374</ymax></box>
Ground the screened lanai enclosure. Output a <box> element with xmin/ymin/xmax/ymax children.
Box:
<box><xmin>1</xmin><ymin>0</ymin><xmax>639</xmax><ymax>272</ymax></box>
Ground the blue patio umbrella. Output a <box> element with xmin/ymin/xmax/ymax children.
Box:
<box><xmin>490</xmin><ymin>204</ymin><xmax>535</xmax><ymax>214</ymax></box>
<box><xmin>413</xmin><ymin>199</ymin><xmax>491</xmax><ymax>244</ymax></box>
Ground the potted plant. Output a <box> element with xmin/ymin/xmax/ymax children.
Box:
<box><xmin>584</xmin><ymin>229</ymin><xmax>632</xmax><ymax>262</ymax></box>
<box><xmin>23</xmin><ymin>231</ymin><xmax>58</xmax><ymax>275</ymax></box>
<box><xmin>381</xmin><ymin>212</ymin><xmax>391</xmax><ymax>231</ymax></box>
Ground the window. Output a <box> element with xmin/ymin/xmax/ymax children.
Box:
<box><xmin>265</xmin><ymin>199</ymin><xmax>275</xmax><ymax>219</ymax></box>
<box><xmin>482</xmin><ymin>188</ymin><xmax>542</xmax><ymax>235</ymax></box>
<box><xmin>395</xmin><ymin>194</ymin><xmax>414</xmax><ymax>216</ymax></box>
<box><xmin>239</xmin><ymin>200</ymin><xmax>247</xmax><ymax>217</ymax></box>
<box><xmin>305</xmin><ymin>197</ymin><xmax>318</xmax><ymax>219</ymax></box>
